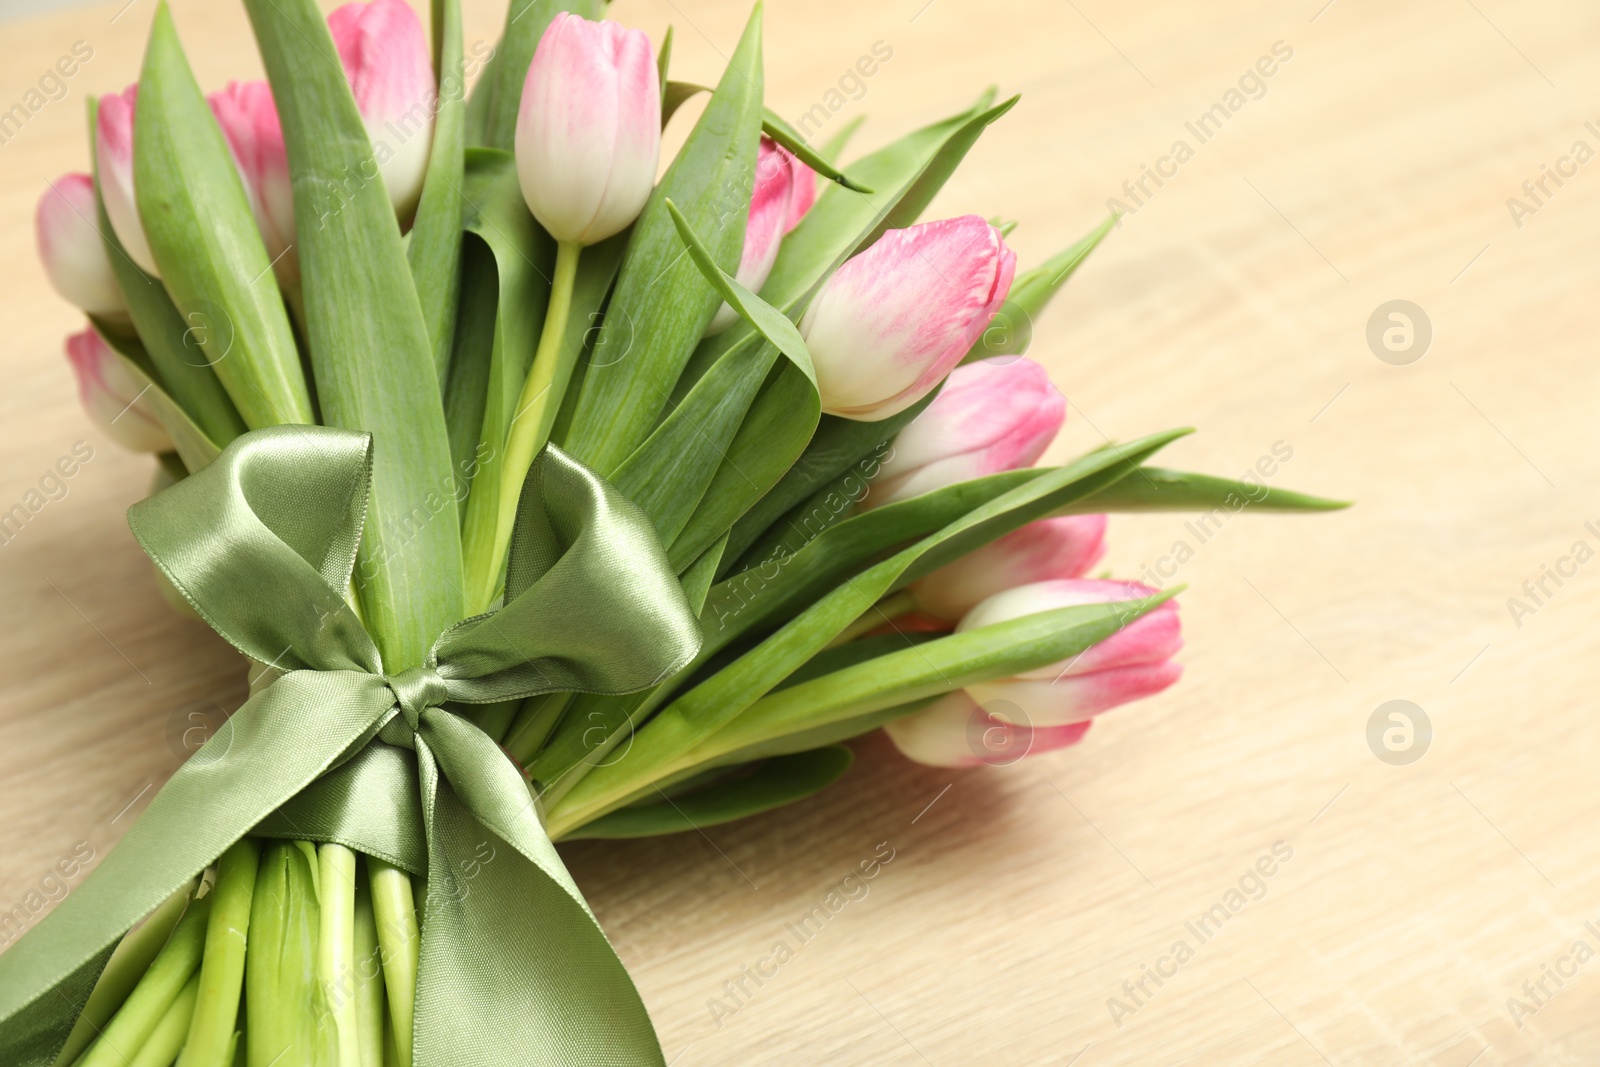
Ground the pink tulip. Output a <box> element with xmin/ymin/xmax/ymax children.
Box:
<box><xmin>884</xmin><ymin>691</ymin><xmax>1092</xmax><ymax>768</ymax></box>
<box><xmin>95</xmin><ymin>85</ymin><xmax>158</xmax><ymax>277</ymax></box>
<box><xmin>865</xmin><ymin>356</ymin><xmax>1063</xmax><ymax>506</ymax></box>
<box><xmin>912</xmin><ymin>515</ymin><xmax>1108</xmax><ymax>621</ymax></box>
<box><xmin>705</xmin><ymin>137</ymin><xmax>799</xmax><ymax>335</ymax></box>
<box><xmin>884</xmin><ymin>578</ymin><xmax>1180</xmax><ymax>767</ymax></box>
<box><xmin>64</xmin><ymin>327</ymin><xmax>172</xmax><ymax>453</ymax></box>
<box><xmin>800</xmin><ymin>216</ymin><xmax>1016</xmax><ymax>421</ymax></box>
<box><xmin>208</xmin><ymin>81</ymin><xmax>297</xmax><ymax>284</ymax></box>
<box><xmin>328</xmin><ymin>0</ymin><xmax>437</xmax><ymax>217</ymax></box>
<box><xmin>36</xmin><ymin>174</ymin><xmax>126</xmax><ymax>317</ymax></box>
<box><xmin>515</xmin><ymin>14</ymin><xmax>660</xmax><ymax>245</ymax></box>
<box><xmin>785</xmin><ymin>156</ymin><xmax>816</xmax><ymax>232</ymax></box>
<box><xmin>963</xmin><ymin>579</ymin><xmax>1181</xmax><ymax>720</ymax></box>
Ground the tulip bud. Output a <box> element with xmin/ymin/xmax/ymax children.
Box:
<box><xmin>36</xmin><ymin>174</ymin><xmax>126</xmax><ymax>317</ymax></box>
<box><xmin>884</xmin><ymin>578</ymin><xmax>1179</xmax><ymax>767</ymax></box>
<box><xmin>208</xmin><ymin>81</ymin><xmax>297</xmax><ymax>285</ymax></box>
<box><xmin>514</xmin><ymin>14</ymin><xmax>660</xmax><ymax>245</ymax></box>
<box><xmin>963</xmin><ymin>579</ymin><xmax>1181</xmax><ymax>721</ymax></box>
<box><xmin>912</xmin><ymin>515</ymin><xmax>1107</xmax><ymax>621</ymax></box>
<box><xmin>865</xmin><ymin>356</ymin><xmax>1063</xmax><ymax>507</ymax></box>
<box><xmin>95</xmin><ymin>85</ymin><xmax>159</xmax><ymax>278</ymax></box>
<box><xmin>64</xmin><ymin>327</ymin><xmax>173</xmax><ymax>453</ymax></box>
<box><xmin>705</xmin><ymin>137</ymin><xmax>798</xmax><ymax>335</ymax></box>
<box><xmin>800</xmin><ymin>216</ymin><xmax>1016</xmax><ymax>421</ymax></box>
<box><xmin>327</xmin><ymin>0</ymin><xmax>437</xmax><ymax>218</ymax></box>
<box><xmin>884</xmin><ymin>690</ymin><xmax>1093</xmax><ymax>768</ymax></box>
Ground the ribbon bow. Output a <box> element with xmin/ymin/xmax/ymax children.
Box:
<box><xmin>0</xmin><ymin>426</ymin><xmax>702</xmax><ymax>1066</ymax></box>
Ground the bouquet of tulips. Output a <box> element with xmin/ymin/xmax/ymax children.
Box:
<box><xmin>10</xmin><ymin>0</ymin><xmax>1343</xmax><ymax>1063</ymax></box>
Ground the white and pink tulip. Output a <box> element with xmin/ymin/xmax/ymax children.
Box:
<box><xmin>865</xmin><ymin>356</ymin><xmax>1063</xmax><ymax>506</ymax></box>
<box><xmin>885</xmin><ymin>578</ymin><xmax>1181</xmax><ymax>767</ymax></box>
<box><xmin>36</xmin><ymin>174</ymin><xmax>126</xmax><ymax>318</ymax></box>
<box><xmin>95</xmin><ymin>85</ymin><xmax>158</xmax><ymax>278</ymax></box>
<box><xmin>515</xmin><ymin>14</ymin><xmax>660</xmax><ymax>245</ymax></box>
<box><xmin>327</xmin><ymin>0</ymin><xmax>438</xmax><ymax>218</ymax></box>
<box><xmin>801</xmin><ymin>216</ymin><xmax>1017</xmax><ymax>421</ymax></box>
<box><xmin>64</xmin><ymin>327</ymin><xmax>172</xmax><ymax>454</ymax></box>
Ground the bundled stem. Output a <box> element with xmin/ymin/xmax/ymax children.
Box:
<box><xmin>368</xmin><ymin>859</ymin><xmax>419</xmax><ymax>1067</ymax></box>
<box><xmin>317</xmin><ymin>844</ymin><xmax>360</xmax><ymax>1067</ymax></box>
<box><xmin>177</xmin><ymin>839</ymin><xmax>259</xmax><ymax>1067</ymax></box>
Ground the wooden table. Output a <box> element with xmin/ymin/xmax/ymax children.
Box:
<box><xmin>3</xmin><ymin>0</ymin><xmax>1596</xmax><ymax>1062</ymax></box>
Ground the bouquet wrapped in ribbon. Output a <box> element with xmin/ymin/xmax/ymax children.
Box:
<box><xmin>12</xmin><ymin>0</ymin><xmax>1344</xmax><ymax>1063</ymax></box>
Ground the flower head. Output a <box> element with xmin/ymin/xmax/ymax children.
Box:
<box><xmin>801</xmin><ymin>216</ymin><xmax>1016</xmax><ymax>421</ymax></box>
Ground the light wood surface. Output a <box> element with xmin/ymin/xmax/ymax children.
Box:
<box><xmin>3</xmin><ymin>1</ymin><xmax>1598</xmax><ymax>1063</ymax></box>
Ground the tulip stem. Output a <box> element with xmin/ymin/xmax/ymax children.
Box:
<box><xmin>826</xmin><ymin>590</ymin><xmax>919</xmax><ymax>648</ymax></box>
<box><xmin>465</xmin><ymin>238</ymin><xmax>583</xmax><ymax>613</ymax></box>
<box><xmin>317</xmin><ymin>844</ymin><xmax>361</xmax><ymax>1067</ymax></box>
<box><xmin>368</xmin><ymin>858</ymin><xmax>419</xmax><ymax>1067</ymax></box>
<box><xmin>177</xmin><ymin>839</ymin><xmax>260</xmax><ymax>1067</ymax></box>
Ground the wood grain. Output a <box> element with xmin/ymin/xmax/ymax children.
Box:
<box><xmin>2</xmin><ymin>0</ymin><xmax>1597</xmax><ymax>1063</ymax></box>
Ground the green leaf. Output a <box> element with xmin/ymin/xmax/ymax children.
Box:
<box><xmin>602</xmin><ymin>200</ymin><xmax>816</xmax><ymax>560</ymax></box>
<box><xmin>245</xmin><ymin>0</ymin><xmax>463</xmax><ymax>669</ymax></box>
<box><xmin>547</xmin><ymin>430</ymin><xmax>1184</xmax><ymax>831</ymax></box>
<box><xmin>561</xmin><ymin>746</ymin><xmax>853</xmax><ymax>840</ymax></box>
<box><xmin>719</xmin><ymin>392</ymin><xmax>937</xmax><ymax>573</ymax></box>
<box><xmin>963</xmin><ymin>214</ymin><xmax>1115</xmax><ymax>364</ymax></box>
<box><xmin>1067</xmin><ymin>466</ymin><xmax>1351</xmax><ymax>513</ymax></box>
<box><xmin>90</xmin><ymin>141</ymin><xmax>246</xmax><ymax>451</ymax></box>
<box><xmin>442</xmin><ymin>237</ymin><xmax>498</xmax><ymax>488</ymax></box>
<box><xmin>562</xmin><ymin>7</ymin><xmax>765</xmax><ymax>477</ymax></box>
<box><xmin>762</xmin><ymin>109</ymin><xmax>871</xmax><ymax>191</ymax></box>
<box><xmin>660</xmin><ymin>80</ymin><xmax>707</xmax><ymax>127</ymax></box>
<box><xmin>474</xmin><ymin>0</ymin><xmax>604</xmax><ymax>151</ymax></box>
<box><xmin>133</xmin><ymin>4</ymin><xmax>313</xmax><ymax>430</ymax></box>
<box><xmin>407</xmin><ymin>0</ymin><xmax>467</xmax><ymax>382</ymax></box>
<box><xmin>656</xmin><ymin>25</ymin><xmax>673</xmax><ymax>90</ymax></box>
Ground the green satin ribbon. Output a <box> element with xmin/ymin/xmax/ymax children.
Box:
<box><xmin>0</xmin><ymin>425</ymin><xmax>701</xmax><ymax>1066</ymax></box>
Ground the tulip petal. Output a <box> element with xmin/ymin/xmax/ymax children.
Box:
<box><xmin>885</xmin><ymin>690</ymin><xmax>1096</xmax><ymax>767</ymax></box>
<box><xmin>913</xmin><ymin>515</ymin><xmax>1108</xmax><ymax>621</ymax></box>
<box><xmin>96</xmin><ymin>86</ymin><xmax>160</xmax><ymax>278</ymax></box>
<box><xmin>36</xmin><ymin>174</ymin><xmax>126</xmax><ymax>316</ymax></box>
<box><xmin>965</xmin><ymin>662</ymin><xmax>1183</xmax><ymax>725</ymax></box>
<box><xmin>65</xmin><ymin>328</ymin><xmax>173</xmax><ymax>453</ymax></box>
<box><xmin>801</xmin><ymin>215</ymin><xmax>1017</xmax><ymax>421</ymax></box>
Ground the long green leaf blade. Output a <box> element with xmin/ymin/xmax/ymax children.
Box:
<box><xmin>1069</xmin><ymin>466</ymin><xmax>1351</xmax><ymax>513</ymax></box>
<box><xmin>561</xmin><ymin>746</ymin><xmax>852</xmax><ymax>840</ymax></box>
<box><xmin>134</xmin><ymin>3</ymin><xmax>313</xmax><ymax>429</ymax></box>
<box><xmin>245</xmin><ymin>0</ymin><xmax>463</xmax><ymax>669</ymax></box>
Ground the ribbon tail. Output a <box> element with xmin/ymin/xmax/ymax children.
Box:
<box><xmin>0</xmin><ymin>671</ymin><xmax>396</xmax><ymax>1066</ymax></box>
<box><xmin>413</xmin><ymin>712</ymin><xmax>665</xmax><ymax>1066</ymax></box>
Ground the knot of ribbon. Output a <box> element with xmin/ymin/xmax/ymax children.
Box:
<box><xmin>0</xmin><ymin>425</ymin><xmax>702</xmax><ymax>1067</ymax></box>
<box><xmin>383</xmin><ymin>666</ymin><xmax>449</xmax><ymax>741</ymax></box>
